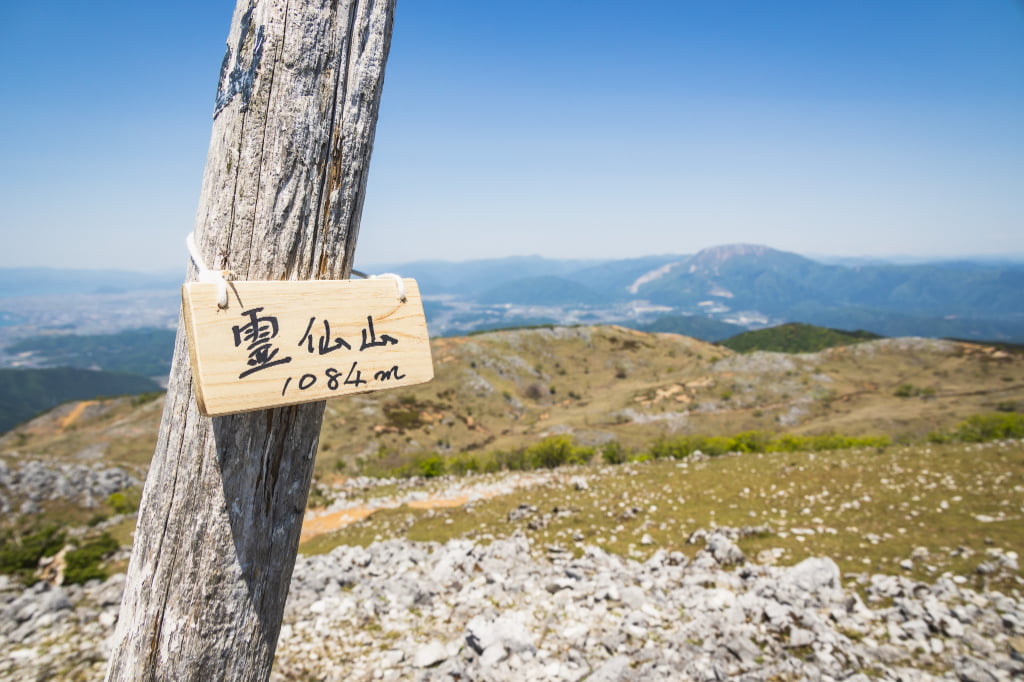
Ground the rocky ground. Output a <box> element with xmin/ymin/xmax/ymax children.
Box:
<box><xmin>0</xmin><ymin>458</ymin><xmax>138</xmax><ymax>517</ymax></box>
<box><xmin>2</xmin><ymin>432</ymin><xmax>1023</xmax><ymax>679</ymax></box>
<box><xmin>2</xmin><ymin>527</ymin><xmax>1022</xmax><ymax>681</ymax></box>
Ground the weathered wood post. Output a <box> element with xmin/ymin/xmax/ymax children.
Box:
<box><xmin>105</xmin><ymin>0</ymin><xmax>397</xmax><ymax>679</ymax></box>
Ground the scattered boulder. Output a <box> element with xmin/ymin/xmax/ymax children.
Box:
<box><xmin>1</xmin><ymin>533</ymin><xmax>1021</xmax><ymax>681</ymax></box>
<box><xmin>412</xmin><ymin>640</ymin><xmax>448</xmax><ymax>668</ymax></box>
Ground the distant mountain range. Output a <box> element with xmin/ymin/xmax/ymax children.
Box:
<box><xmin>365</xmin><ymin>244</ymin><xmax>1024</xmax><ymax>342</ymax></box>
<box><xmin>2</xmin><ymin>245</ymin><xmax>1022</xmax><ymax>343</ymax></box>
<box><xmin>0</xmin><ymin>267</ymin><xmax>181</xmax><ymax>298</ymax></box>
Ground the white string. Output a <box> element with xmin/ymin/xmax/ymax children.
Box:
<box><xmin>351</xmin><ymin>269</ymin><xmax>407</xmax><ymax>303</ymax></box>
<box><xmin>369</xmin><ymin>273</ymin><xmax>407</xmax><ymax>303</ymax></box>
<box><xmin>184</xmin><ymin>236</ymin><xmax>405</xmax><ymax>307</ymax></box>
<box><xmin>186</xmin><ymin>232</ymin><xmax>232</xmax><ymax>309</ymax></box>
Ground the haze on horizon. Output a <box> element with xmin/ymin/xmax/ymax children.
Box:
<box><xmin>1</xmin><ymin>1</ymin><xmax>1021</xmax><ymax>273</ymax></box>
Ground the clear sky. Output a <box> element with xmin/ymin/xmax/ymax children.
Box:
<box><xmin>1</xmin><ymin>1</ymin><xmax>1022</xmax><ymax>272</ymax></box>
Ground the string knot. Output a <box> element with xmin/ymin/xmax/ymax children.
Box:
<box><xmin>351</xmin><ymin>269</ymin><xmax>407</xmax><ymax>302</ymax></box>
<box><xmin>187</xmin><ymin>232</ymin><xmax>233</xmax><ymax>308</ymax></box>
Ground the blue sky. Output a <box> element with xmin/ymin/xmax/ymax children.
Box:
<box><xmin>1</xmin><ymin>1</ymin><xmax>1022</xmax><ymax>272</ymax></box>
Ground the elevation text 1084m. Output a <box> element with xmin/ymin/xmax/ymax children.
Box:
<box><xmin>182</xmin><ymin>279</ymin><xmax>433</xmax><ymax>416</ymax></box>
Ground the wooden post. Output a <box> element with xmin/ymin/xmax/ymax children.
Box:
<box><xmin>105</xmin><ymin>1</ymin><xmax>396</xmax><ymax>679</ymax></box>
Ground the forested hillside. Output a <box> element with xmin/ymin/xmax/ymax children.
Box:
<box><xmin>0</xmin><ymin>368</ymin><xmax>160</xmax><ymax>433</ymax></box>
<box><xmin>719</xmin><ymin>322</ymin><xmax>882</xmax><ymax>353</ymax></box>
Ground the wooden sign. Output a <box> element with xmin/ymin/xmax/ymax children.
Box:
<box><xmin>182</xmin><ymin>279</ymin><xmax>433</xmax><ymax>416</ymax></box>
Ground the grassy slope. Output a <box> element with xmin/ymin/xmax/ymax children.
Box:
<box><xmin>1</xmin><ymin>325</ymin><xmax>1022</xmax><ymax>580</ymax></box>
<box><xmin>316</xmin><ymin>329</ymin><xmax>1022</xmax><ymax>478</ymax></box>
<box><xmin>3</xmin><ymin>326</ymin><xmax>1022</xmax><ymax>477</ymax></box>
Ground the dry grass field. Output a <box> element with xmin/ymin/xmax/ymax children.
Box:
<box><xmin>300</xmin><ymin>439</ymin><xmax>1023</xmax><ymax>595</ymax></box>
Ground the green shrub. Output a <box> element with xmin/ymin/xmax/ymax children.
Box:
<box><xmin>525</xmin><ymin>436</ymin><xmax>593</xmax><ymax>469</ymax></box>
<box><xmin>524</xmin><ymin>384</ymin><xmax>545</xmax><ymax>401</ymax></box>
<box><xmin>806</xmin><ymin>434</ymin><xmax>849</xmax><ymax>450</ymax></box>
<box><xmin>527</xmin><ymin>436</ymin><xmax>574</xmax><ymax>469</ymax></box>
<box><xmin>64</xmin><ymin>533</ymin><xmax>119</xmax><ymax>585</ymax></box>
<box><xmin>601</xmin><ymin>441</ymin><xmax>628</xmax><ymax>465</ymax></box>
<box><xmin>729</xmin><ymin>431</ymin><xmax>772</xmax><ymax>453</ymax></box>
<box><xmin>565</xmin><ymin>442</ymin><xmax>595</xmax><ymax>466</ymax></box>
<box><xmin>384</xmin><ymin>408</ymin><xmax>422</xmax><ymax>431</ymax></box>
<box><xmin>414</xmin><ymin>454</ymin><xmax>446</xmax><ymax>478</ymax></box>
<box><xmin>892</xmin><ymin>384</ymin><xmax>936</xmax><ymax>399</ymax></box>
<box><xmin>494</xmin><ymin>449</ymin><xmax>530</xmax><ymax>471</ymax></box>
<box><xmin>766</xmin><ymin>433</ymin><xmax>890</xmax><ymax>452</ymax></box>
<box><xmin>448</xmin><ymin>453</ymin><xmax>481</xmax><ymax>475</ymax></box>
<box><xmin>0</xmin><ymin>525</ymin><xmax>66</xmax><ymax>582</ymax></box>
<box><xmin>645</xmin><ymin>431</ymin><xmax>892</xmax><ymax>460</ymax></box>
<box><xmin>852</xmin><ymin>435</ymin><xmax>892</xmax><ymax>449</ymax></box>
<box><xmin>648</xmin><ymin>436</ymin><xmax>696</xmax><ymax>460</ymax></box>
<box><xmin>383</xmin><ymin>397</ymin><xmax>425</xmax><ymax>431</ymax></box>
<box><xmin>478</xmin><ymin>455</ymin><xmax>502</xmax><ymax>474</ymax></box>
<box><xmin>699</xmin><ymin>436</ymin><xmax>734</xmax><ymax>456</ymax></box>
<box><xmin>107</xmin><ymin>491</ymin><xmax>137</xmax><ymax>515</ymax></box>
<box><xmin>951</xmin><ymin>413</ymin><xmax>1024</xmax><ymax>442</ymax></box>
<box><xmin>766</xmin><ymin>433</ymin><xmax>807</xmax><ymax>452</ymax></box>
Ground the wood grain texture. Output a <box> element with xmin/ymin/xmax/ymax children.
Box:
<box><xmin>183</xmin><ymin>279</ymin><xmax>433</xmax><ymax>415</ymax></box>
<box><xmin>105</xmin><ymin>1</ymin><xmax>396</xmax><ymax>680</ymax></box>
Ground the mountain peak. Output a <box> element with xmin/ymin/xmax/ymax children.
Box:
<box><xmin>691</xmin><ymin>244</ymin><xmax>779</xmax><ymax>264</ymax></box>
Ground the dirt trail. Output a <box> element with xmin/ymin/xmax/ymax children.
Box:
<box><xmin>300</xmin><ymin>507</ymin><xmax>377</xmax><ymax>543</ymax></box>
<box><xmin>299</xmin><ymin>472</ymin><xmax>555</xmax><ymax>543</ymax></box>
<box><xmin>407</xmin><ymin>495</ymin><xmax>472</xmax><ymax>510</ymax></box>
<box><xmin>60</xmin><ymin>401</ymin><xmax>97</xmax><ymax>430</ymax></box>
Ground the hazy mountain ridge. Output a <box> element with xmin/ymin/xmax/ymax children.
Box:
<box><xmin>477</xmin><ymin>276</ymin><xmax>605</xmax><ymax>306</ymax></box>
<box><xmin>2</xmin><ymin>244</ymin><xmax>1022</xmax><ymax>344</ymax></box>
<box><xmin>630</xmin><ymin>245</ymin><xmax>1024</xmax><ymax>317</ymax></box>
<box><xmin>0</xmin><ymin>267</ymin><xmax>181</xmax><ymax>298</ymax></box>
<box><xmin>367</xmin><ymin>244</ymin><xmax>1024</xmax><ymax>340</ymax></box>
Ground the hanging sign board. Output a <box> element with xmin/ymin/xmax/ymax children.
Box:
<box><xmin>182</xmin><ymin>278</ymin><xmax>433</xmax><ymax>416</ymax></box>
